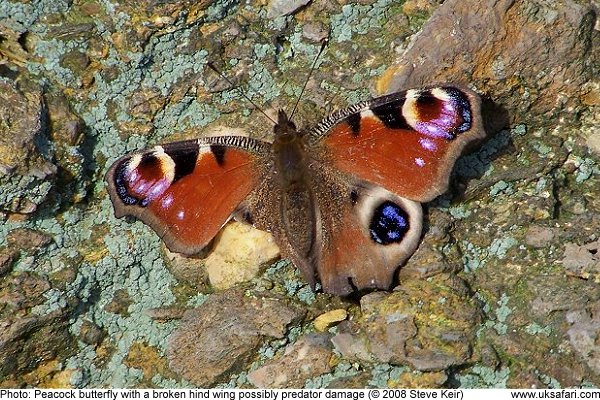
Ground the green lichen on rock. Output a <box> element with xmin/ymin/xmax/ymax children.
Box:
<box><xmin>457</xmin><ymin>366</ymin><xmax>510</xmax><ymax>388</ymax></box>
<box><xmin>0</xmin><ymin>0</ymin><xmax>599</xmax><ymax>389</ymax></box>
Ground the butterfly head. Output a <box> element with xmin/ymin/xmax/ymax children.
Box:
<box><xmin>273</xmin><ymin>110</ymin><xmax>302</xmax><ymax>140</ymax></box>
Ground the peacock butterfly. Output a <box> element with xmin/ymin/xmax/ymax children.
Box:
<box><xmin>106</xmin><ymin>86</ymin><xmax>485</xmax><ymax>295</ymax></box>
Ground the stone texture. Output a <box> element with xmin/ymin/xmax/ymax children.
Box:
<box><xmin>247</xmin><ymin>333</ymin><xmax>333</xmax><ymax>388</ymax></box>
<box><xmin>44</xmin><ymin>90</ymin><xmax>88</xmax><ymax>203</ymax></box>
<box><xmin>78</xmin><ymin>320</ymin><xmax>106</xmax><ymax>347</ymax></box>
<box><xmin>6</xmin><ymin>228</ymin><xmax>53</xmax><ymax>253</ymax></box>
<box><xmin>21</xmin><ymin>361</ymin><xmax>77</xmax><ymax>388</ymax></box>
<box><xmin>330</xmin><ymin>331</ymin><xmax>374</xmax><ymax>364</ymax></box>
<box><xmin>398</xmin><ymin>209</ymin><xmax>460</xmax><ymax>280</ymax></box>
<box><xmin>392</xmin><ymin>371</ymin><xmax>448</xmax><ymax>388</ymax></box>
<box><xmin>124</xmin><ymin>342</ymin><xmax>177</xmax><ymax>386</ymax></box>
<box><xmin>1</xmin><ymin>0</ymin><xmax>599</xmax><ymax>389</ymax></box>
<box><xmin>379</xmin><ymin>0</ymin><xmax>599</xmax><ymax>127</ymax></box>
<box><xmin>0</xmin><ymin>249</ymin><xmax>17</xmax><ymax>278</ymax></box>
<box><xmin>267</xmin><ymin>0</ymin><xmax>312</xmax><ymax>19</ymax></box>
<box><xmin>567</xmin><ymin>301</ymin><xmax>600</xmax><ymax>375</ymax></box>
<box><xmin>119</xmin><ymin>87</ymin><xmax>167</xmax><ymax>136</ymax></box>
<box><xmin>524</xmin><ymin>226</ymin><xmax>556</xmax><ymax>249</ymax></box>
<box><xmin>205</xmin><ymin>222</ymin><xmax>280</xmax><ymax>290</ymax></box>
<box><xmin>528</xmin><ymin>275</ymin><xmax>600</xmax><ymax>319</ymax></box>
<box><xmin>302</xmin><ymin>22</ymin><xmax>330</xmax><ymax>43</ymax></box>
<box><xmin>164</xmin><ymin>249</ymin><xmax>210</xmax><ymax>293</ymax></box>
<box><xmin>0</xmin><ymin>79</ymin><xmax>47</xmax><ymax>177</ymax></box>
<box><xmin>0</xmin><ymin>25</ymin><xmax>31</xmax><ymax>67</ymax></box>
<box><xmin>562</xmin><ymin>239</ymin><xmax>600</xmax><ymax>281</ymax></box>
<box><xmin>332</xmin><ymin>275</ymin><xmax>480</xmax><ymax>371</ymax></box>
<box><xmin>145</xmin><ymin>306</ymin><xmax>187</xmax><ymax>322</ymax></box>
<box><xmin>100</xmin><ymin>0</ymin><xmax>217</xmax><ymax>53</ymax></box>
<box><xmin>168</xmin><ymin>289</ymin><xmax>304</xmax><ymax>387</ymax></box>
<box><xmin>401</xmin><ymin>0</ymin><xmax>440</xmax><ymax>16</ymax></box>
<box><xmin>0</xmin><ymin>75</ymin><xmax>56</xmax><ymax>216</ymax></box>
<box><xmin>325</xmin><ymin>372</ymin><xmax>372</xmax><ymax>389</ymax></box>
<box><xmin>103</xmin><ymin>289</ymin><xmax>133</xmax><ymax>317</ymax></box>
<box><xmin>313</xmin><ymin>309</ymin><xmax>348</xmax><ymax>332</ymax></box>
<box><xmin>0</xmin><ymin>272</ymin><xmax>75</xmax><ymax>382</ymax></box>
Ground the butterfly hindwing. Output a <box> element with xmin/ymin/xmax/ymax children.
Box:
<box><xmin>315</xmin><ymin>178</ymin><xmax>423</xmax><ymax>295</ymax></box>
<box><xmin>238</xmin><ymin>157</ymin><xmax>423</xmax><ymax>295</ymax></box>
<box><xmin>312</xmin><ymin>86</ymin><xmax>485</xmax><ymax>202</ymax></box>
<box><xmin>105</xmin><ymin>137</ymin><xmax>269</xmax><ymax>255</ymax></box>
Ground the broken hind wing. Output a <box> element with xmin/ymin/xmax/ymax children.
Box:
<box><xmin>316</xmin><ymin>180</ymin><xmax>423</xmax><ymax>295</ymax></box>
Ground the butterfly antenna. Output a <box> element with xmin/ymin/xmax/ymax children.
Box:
<box><xmin>289</xmin><ymin>38</ymin><xmax>329</xmax><ymax>120</ymax></box>
<box><xmin>206</xmin><ymin>62</ymin><xmax>277</xmax><ymax>125</ymax></box>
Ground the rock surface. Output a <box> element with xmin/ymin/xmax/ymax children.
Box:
<box><xmin>562</xmin><ymin>239</ymin><xmax>600</xmax><ymax>281</ymax></box>
<box><xmin>380</xmin><ymin>0</ymin><xmax>599</xmax><ymax>127</ymax></box>
<box><xmin>267</xmin><ymin>0</ymin><xmax>312</xmax><ymax>19</ymax></box>
<box><xmin>247</xmin><ymin>333</ymin><xmax>334</xmax><ymax>388</ymax></box>
<box><xmin>167</xmin><ymin>289</ymin><xmax>304</xmax><ymax>386</ymax></box>
<box><xmin>0</xmin><ymin>272</ymin><xmax>75</xmax><ymax>384</ymax></box>
<box><xmin>0</xmin><ymin>76</ymin><xmax>56</xmax><ymax>217</ymax></box>
<box><xmin>205</xmin><ymin>222</ymin><xmax>280</xmax><ymax>290</ymax></box>
<box><xmin>567</xmin><ymin>301</ymin><xmax>600</xmax><ymax>375</ymax></box>
<box><xmin>332</xmin><ymin>276</ymin><xmax>480</xmax><ymax>371</ymax></box>
<box><xmin>313</xmin><ymin>309</ymin><xmax>348</xmax><ymax>332</ymax></box>
<box><xmin>0</xmin><ymin>0</ymin><xmax>598</xmax><ymax>389</ymax></box>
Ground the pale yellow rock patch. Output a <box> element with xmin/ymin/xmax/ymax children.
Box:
<box><xmin>205</xmin><ymin>221</ymin><xmax>280</xmax><ymax>290</ymax></box>
<box><xmin>314</xmin><ymin>309</ymin><xmax>348</xmax><ymax>332</ymax></box>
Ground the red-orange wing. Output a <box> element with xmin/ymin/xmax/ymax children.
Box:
<box><xmin>105</xmin><ymin>137</ymin><xmax>269</xmax><ymax>254</ymax></box>
<box><xmin>312</xmin><ymin>87</ymin><xmax>485</xmax><ymax>202</ymax></box>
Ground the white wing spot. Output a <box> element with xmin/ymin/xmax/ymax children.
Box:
<box><xmin>419</xmin><ymin>137</ymin><xmax>437</xmax><ymax>151</ymax></box>
<box><xmin>161</xmin><ymin>193</ymin><xmax>174</xmax><ymax>209</ymax></box>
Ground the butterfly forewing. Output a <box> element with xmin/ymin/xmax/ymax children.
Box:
<box><xmin>105</xmin><ymin>137</ymin><xmax>270</xmax><ymax>255</ymax></box>
<box><xmin>312</xmin><ymin>87</ymin><xmax>485</xmax><ymax>202</ymax></box>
